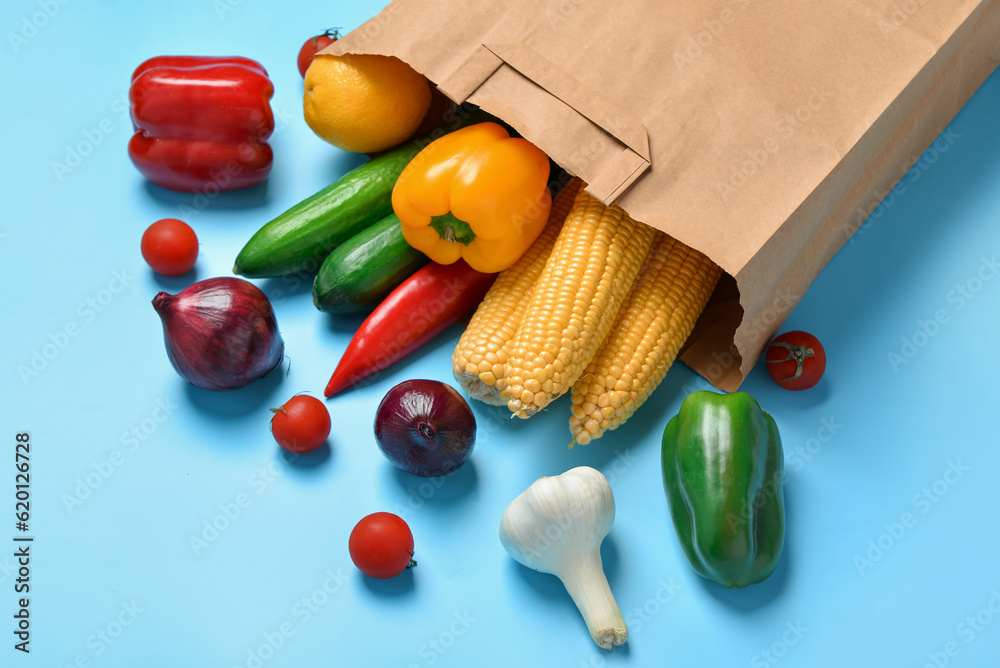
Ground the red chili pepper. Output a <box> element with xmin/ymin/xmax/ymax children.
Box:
<box><xmin>128</xmin><ymin>56</ymin><xmax>275</xmax><ymax>192</ymax></box>
<box><xmin>324</xmin><ymin>261</ymin><xmax>497</xmax><ymax>397</ymax></box>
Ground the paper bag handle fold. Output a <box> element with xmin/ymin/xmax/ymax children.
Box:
<box><xmin>438</xmin><ymin>43</ymin><xmax>651</xmax><ymax>205</ymax></box>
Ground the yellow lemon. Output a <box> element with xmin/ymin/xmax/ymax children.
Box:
<box><xmin>304</xmin><ymin>53</ymin><xmax>431</xmax><ymax>153</ymax></box>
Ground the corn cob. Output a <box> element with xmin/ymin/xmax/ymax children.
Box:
<box><xmin>569</xmin><ymin>232</ymin><xmax>722</xmax><ymax>444</ymax></box>
<box><xmin>503</xmin><ymin>189</ymin><xmax>658</xmax><ymax>418</ymax></box>
<box><xmin>452</xmin><ymin>178</ymin><xmax>583</xmax><ymax>404</ymax></box>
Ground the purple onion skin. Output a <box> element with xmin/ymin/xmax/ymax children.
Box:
<box><xmin>151</xmin><ymin>277</ymin><xmax>284</xmax><ymax>391</ymax></box>
<box><xmin>374</xmin><ymin>380</ymin><xmax>477</xmax><ymax>477</ymax></box>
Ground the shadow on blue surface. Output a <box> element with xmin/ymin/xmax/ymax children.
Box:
<box><xmin>141</xmin><ymin>178</ymin><xmax>270</xmax><ymax>211</ymax></box>
<box><xmin>389</xmin><ymin>459</ymin><xmax>479</xmax><ymax>505</ymax></box>
<box><xmin>151</xmin><ymin>265</ymin><xmax>202</xmax><ymax>291</ymax></box>
<box><xmin>260</xmin><ymin>274</ymin><xmax>315</xmax><ymax>301</ymax></box>
<box><xmin>488</xmin><ymin>392</ymin><xmax>657</xmax><ymax>476</ymax></box>
<box><xmin>764</xmin><ymin>377</ymin><xmax>831</xmax><ymax>411</ymax></box>
<box><xmin>603</xmin><ymin>533</ymin><xmax>623</xmax><ymax>584</ymax></box>
<box><xmin>182</xmin><ymin>363</ymin><xmax>286</xmax><ymax>418</ymax></box>
<box><xmin>323</xmin><ymin>310</ymin><xmax>369</xmax><ymax>335</ymax></box>
<box><xmin>360</xmin><ymin>565</ymin><xmax>416</xmax><ymax>597</ymax></box>
<box><xmin>279</xmin><ymin>440</ymin><xmax>332</xmax><ymax>471</ymax></box>
<box><xmin>510</xmin><ymin>560</ymin><xmax>574</xmax><ymax>615</ymax></box>
<box><xmin>319</xmin><ymin>149</ymin><xmax>369</xmax><ymax>185</ymax></box>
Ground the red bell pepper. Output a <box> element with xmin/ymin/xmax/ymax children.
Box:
<box><xmin>128</xmin><ymin>56</ymin><xmax>274</xmax><ymax>192</ymax></box>
<box><xmin>324</xmin><ymin>260</ymin><xmax>497</xmax><ymax>397</ymax></box>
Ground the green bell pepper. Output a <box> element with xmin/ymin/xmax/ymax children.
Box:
<box><xmin>661</xmin><ymin>391</ymin><xmax>785</xmax><ymax>588</ymax></box>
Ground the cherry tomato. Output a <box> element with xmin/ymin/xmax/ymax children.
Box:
<box><xmin>765</xmin><ymin>330</ymin><xmax>826</xmax><ymax>391</ymax></box>
<box><xmin>297</xmin><ymin>29</ymin><xmax>340</xmax><ymax>78</ymax></box>
<box><xmin>141</xmin><ymin>218</ymin><xmax>198</xmax><ymax>276</ymax></box>
<box><xmin>349</xmin><ymin>512</ymin><xmax>416</xmax><ymax>579</ymax></box>
<box><xmin>270</xmin><ymin>395</ymin><xmax>331</xmax><ymax>454</ymax></box>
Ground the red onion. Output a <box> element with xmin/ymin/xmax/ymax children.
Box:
<box><xmin>152</xmin><ymin>277</ymin><xmax>283</xmax><ymax>391</ymax></box>
<box><xmin>374</xmin><ymin>379</ymin><xmax>476</xmax><ymax>477</ymax></box>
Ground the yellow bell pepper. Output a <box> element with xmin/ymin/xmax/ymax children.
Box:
<box><xmin>391</xmin><ymin>122</ymin><xmax>552</xmax><ymax>273</ymax></box>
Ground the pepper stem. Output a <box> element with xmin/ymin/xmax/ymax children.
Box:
<box><xmin>429</xmin><ymin>212</ymin><xmax>477</xmax><ymax>246</ymax></box>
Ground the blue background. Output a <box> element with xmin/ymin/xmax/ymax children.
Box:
<box><xmin>2</xmin><ymin>1</ymin><xmax>999</xmax><ymax>666</ymax></box>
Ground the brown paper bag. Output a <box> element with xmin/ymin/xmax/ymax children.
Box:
<box><xmin>324</xmin><ymin>0</ymin><xmax>1000</xmax><ymax>390</ymax></box>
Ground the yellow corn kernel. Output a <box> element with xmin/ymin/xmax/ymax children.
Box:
<box><xmin>452</xmin><ymin>179</ymin><xmax>583</xmax><ymax>404</ymax></box>
<box><xmin>569</xmin><ymin>232</ymin><xmax>722</xmax><ymax>444</ymax></box>
<box><xmin>504</xmin><ymin>189</ymin><xmax>657</xmax><ymax>418</ymax></box>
